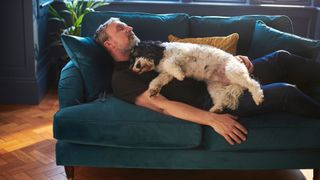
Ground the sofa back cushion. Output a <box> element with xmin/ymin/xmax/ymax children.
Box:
<box><xmin>82</xmin><ymin>11</ymin><xmax>190</xmax><ymax>41</ymax></box>
<box><xmin>248</xmin><ymin>20</ymin><xmax>320</xmax><ymax>60</ymax></box>
<box><xmin>189</xmin><ymin>15</ymin><xmax>293</xmax><ymax>55</ymax></box>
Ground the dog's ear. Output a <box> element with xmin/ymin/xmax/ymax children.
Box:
<box><xmin>129</xmin><ymin>56</ymin><xmax>135</xmax><ymax>66</ymax></box>
<box><xmin>131</xmin><ymin>47</ymin><xmax>138</xmax><ymax>57</ymax></box>
<box><xmin>131</xmin><ymin>43</ymin><xmax>142</xmax><ymax>58</ymax></box>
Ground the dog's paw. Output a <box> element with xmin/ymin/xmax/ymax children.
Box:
<box><xmin>253</xmin><ymin>90</ymin><xmax>264</xmax><ymax>105</ymax></box>
<box><xmin>148</xmin><ymin>88</ymin><xmax>160</xmax><ymax>97</ymax></box>
<box><xmin>174</xmin><ymin>72</ymin><xmax>186</xmax><ymax>81</ymax></box>
<box><xmin>209</xmin><ymin>106</ymin><xmax>223</xmax><ymax>113</ymax></box>
<box><xmin>175</xmin><ymin>74</ymin><xmax>185</xmax><ymax>81</ymax></box>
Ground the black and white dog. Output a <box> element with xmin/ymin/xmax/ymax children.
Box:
<box><xmin>130</xmin><ymin>41</ymin><xmax>264</xmax><ymax>112</ymax></box>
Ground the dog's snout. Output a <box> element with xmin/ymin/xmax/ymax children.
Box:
<box><xmin>136</xmin><ymin>62</ymin><xmax>141</xmax><ymax>69</ymax></box>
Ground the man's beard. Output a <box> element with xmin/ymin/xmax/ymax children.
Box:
<box><xmin>128</xmin><ymin>34</ymin><xmax>140</xmax><ymax>50</ymax></box>
<box><xmin>117</xmin><ymin>34</ymin><xmax>140</xmax><ymax>54</ymax></box>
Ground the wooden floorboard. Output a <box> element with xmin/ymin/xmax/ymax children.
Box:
<box><xmin>0</xmin><ymin>88</ymin><xmax>313</xmax><ymax>180</ymax></box>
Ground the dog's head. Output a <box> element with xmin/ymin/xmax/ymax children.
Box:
<box><xmin>130</xmin><ymin>57</ymin><xmax>156</xmax><ymax>74</ymax></box>
<box><xmin>129</xmin><ymin>41</ymin><xmax>165</xmax><ymax>74</ymax></box>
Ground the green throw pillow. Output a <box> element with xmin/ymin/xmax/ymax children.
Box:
<box><xmin>248</xmin><ymin>20</ymin><xmax>320</xmax><ymax>60</ymax></box>
<box><xmin>61</xmin><ymin>35</ymin><xmax>113</xmax><ymax>102</ymax></box>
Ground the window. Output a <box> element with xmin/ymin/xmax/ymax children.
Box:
<box><xmin>108</xmin><ymin>0</ymin><xmax>179</xmax><ymax>2</ymax></box>
<box><xmin>250</xmin><ymin>0</ymin><xmax>311</xmax><ymax>6</ymax></box>
<box><xmin>107</xmin><ymin>0</ymin><xmax>319</xmax><ymax>6</ymax></box>
<box><xmin>193</xmin><ymin>0</ymin><xmax>246</xmax><ymax>3</ymax></box>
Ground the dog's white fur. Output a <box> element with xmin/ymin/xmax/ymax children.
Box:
<box><xmin>135</xmin><ymin>42</ymin><xmax>264</xmax><ymax>112</ymax></box>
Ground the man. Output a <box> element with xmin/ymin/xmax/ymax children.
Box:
<box><xmin>94</xmin><ymin>17</ymin><xmax>320</xmax><ymax>145</ymax></box>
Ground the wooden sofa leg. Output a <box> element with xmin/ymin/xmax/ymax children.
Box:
<box><xmin>65</xmin><ymin>166</ymin><xmax>75</xmax><ymax>180</ymax></box>
<box><xmin>314</xmin><ymin>169</ymin><xmax>320</xmax><ymax>180</ymax></box>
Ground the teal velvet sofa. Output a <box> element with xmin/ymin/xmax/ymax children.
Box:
<box><xmin>53</xmin><ymin>11</ymin><xmax>320</xmax><ymax>180</ymax></box>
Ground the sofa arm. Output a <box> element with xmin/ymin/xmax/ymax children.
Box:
<box><xmin>58</xmin><ymin>60</ymin><xmax>85</xmax><ymax>109</ymax></box>
<box><xmin>310</xmin><ymin>85</ymin><xmax>320</xmax><ymax>102</ymax></box>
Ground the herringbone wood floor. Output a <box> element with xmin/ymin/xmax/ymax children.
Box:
<box><xmin>0</xmin><ymin>89</ymin><xmax>314</xmax><ymax>180</ymax></box>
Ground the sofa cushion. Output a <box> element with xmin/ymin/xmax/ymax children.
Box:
<box><xmin>248</xmin><ymin>20</ymin><xmax>320</xmax><ymax>60</ymax></box>
<box><xmin>168</xmin><ymin>33</ymin><xmax>239</xmax><ymax>55</ymax></box>
<box><xmin>53</xmin><ymin>96</ymin><xmax>202</xmax><ymax>149</ymax></box>
<box><xmin>310</xmin><ymin>85</ymin><xmax>320</xmax><ymax>102</ymax></box>
<box><xmin>82</xmin><ymin>11</ymin><xmax>190</xmax><ymax>41</ymax></box>
<box><xmin>61</xmin><ymin>35</ymin><xmax>113</xmax><ymax>102</ymax></box>
<box><xmin>202</xmin><ymin>113</ymin><xmax>320</xmax><ymax>151</ymax></box>
<box><xmin>189</xmin><ymin>15</ymin><xmax>293</xmax><ymax>55</ymax></box>
<box><xmin>58</xmin><ymin>61</ymin><xmax>85</xmax><ymax>109</ymax></box>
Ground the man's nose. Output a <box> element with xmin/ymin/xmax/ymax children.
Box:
<box><xmin>126</xmin><ymin>26</ymin><xmax>133</xmax><ymax>32</ymax></box>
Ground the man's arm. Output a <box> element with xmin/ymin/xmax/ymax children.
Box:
<box><xmin>235</xmin><ymin>55</ymin><xmax>254</xmax><ymax>73</ymax></box>
<box><xmin>135</xmin><ymin>90</ymin><xmax>248</xmax><ymax>145</ymax></box>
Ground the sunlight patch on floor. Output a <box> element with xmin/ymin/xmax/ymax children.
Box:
<box><xmin>301</xmin><ymin>169</ymin><xmax>313</xmax><ymax>180</ymax></box>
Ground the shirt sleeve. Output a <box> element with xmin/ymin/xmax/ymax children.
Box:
<box><xmin>112</xmin><ymin>70</ymin><xmax>149</xmax><ymax>104</ymax></box>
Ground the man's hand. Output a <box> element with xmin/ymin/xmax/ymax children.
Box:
<box><xmin>235</xmin><ymin>55</ymin><xmax>254</xmax><ymax>73</ymax></box>
<box><xmin>209</xmin><ymin>113</ymin><xmax>248</xmax><ymax>145</ymax></box>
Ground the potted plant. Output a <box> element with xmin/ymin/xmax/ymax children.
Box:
<box><xmin>48</xmin><ymin>0</ymin><xmax>107</xmax><ymax>82</ymax></box>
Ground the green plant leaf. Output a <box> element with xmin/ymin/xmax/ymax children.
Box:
<box><xmin>92</xmin><ymin>1</ymin><xmax>108</xmax><ymax>9</ymax></box>
<box><xmin>84</xmin><ymin>8</ymin><xmax>94</xmax><ymax>14</ymax></box>
<box><xmin>48</xmin><ymin>17</ymin><xmax>65</xmax><ymax>23</ymax></box>
<box><xmin>72</xmin><ymin>0</ymin><xmax>79</xmax><ymax>9</ymax></box>
<box><xmin>49</xmin><ymin>5</ymin><xmax>68</xmax><ymax>29</ymax></box>
<box><xmin>59</xmin><ymin>9</ymin><xmax>72</xmax><ymax>15</ymax></box>
<box><xmin>48</xmin><ymin>0</ymin><xmax>108</xmax><ymax>53</ymax></box>
<box><xmin>78</xmin><ymin>0</ymin><xmax>85</xmax><ymax>17</ymax></box>
<box><xmin>86</xmin><ymin>0</ymin><xmax>94</xmax><ymax>8</ymax></box>
<box><xmin>74</xmin><ymin>14</ymin><xmax>85</xmax><ymax>27</ymax></box>
<box><xmin>63</xmin><ymin>0</ymin><xmax>72</xmax><ymax>9</ymax></box>
<box><xmin>49</xmin><ymin>5</ymin><xmax>58</xmax><ymax>16</ymax></box>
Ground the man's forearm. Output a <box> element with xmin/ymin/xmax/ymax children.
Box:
<box><xmin>135</xmin><ymin>91</ymin><xmax>214</xmax><ymax>126</ymax></box>
<box><xmin>160</xmin><ymin>99</ymin><xmax>213</xmax><ymax>126</ymax></box>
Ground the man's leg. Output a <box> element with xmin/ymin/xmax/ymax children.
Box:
<box><xmin>229</xmin><ymin>83</ymin><xmax>320</xmax><ymax>118</ymax></box>
<box><xmin>252</xmin><ymin>50</ymin><xmax>320</xmax><ymax>88</ymax></box>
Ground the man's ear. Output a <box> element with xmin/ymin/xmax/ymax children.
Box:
<box><xmin>104</xmin><ymin>39</ymin><xmax>112</xmax><ymax>49</ymax></box>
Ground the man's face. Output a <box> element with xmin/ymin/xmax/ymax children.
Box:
<box><xmin>104</xmin><ymin>20</ymin><xmax>140</xmax><ymax>54</ymax></box>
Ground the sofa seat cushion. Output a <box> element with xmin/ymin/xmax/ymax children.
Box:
<box><xmin>53</xmin><ymin>96</ymin><xmax>202</xmax><ymax>149</ymax></box>
<box><xmin>82</xmin><ymin>11</ymin><xmax>189</xmax><ymax>41</ymax></box>
<box><xmin>189</xmin><ymin>15</ymin><xmax>293</xmax><ymax>55</ymax></box>
<box><xmin>202</xmin><ymin>113</ymin><xmax>320</xmax><ymax>151</ymax></box>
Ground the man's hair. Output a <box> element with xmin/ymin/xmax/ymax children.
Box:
<box><xmin>94</xmin><ymin>17</ymin><xmax>120</xmax><ymax>46</ymax></box>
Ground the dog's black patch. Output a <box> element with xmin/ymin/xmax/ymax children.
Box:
<box><xmin>130</xmin><ymin>41</ymin><xmax>165</xmax><ymax>66</ymax></box>
<box><xmin>204</xmin><ymin>65</ymin><xmax>208</xmax><ymax>70</ymax></box>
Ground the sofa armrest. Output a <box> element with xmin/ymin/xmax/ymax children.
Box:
<box><xmin>58</xmin><ymin>60</ymin><xmax>85</xmax><ymax>109</ymax></box>
<box><xmin>310</xmin><ymin>85</ymin><xmax>320</xmax><ymax>102</ymax></box>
